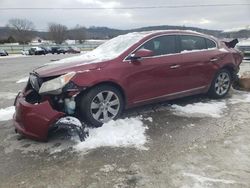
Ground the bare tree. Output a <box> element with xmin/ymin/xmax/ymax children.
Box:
<box><xmin>48</xmin><ymin>23</ymin><xmax>68</xmax><ymax>44</ymax></box>
<box><xmin>7</xmin><ymin>18</ymin><xmax>35</xmax><ymax>44</ymax></box>
<box><xmin>68</xmin><ymin>25</ymin><xmax>86</xmax><ymax>43</ymax></box>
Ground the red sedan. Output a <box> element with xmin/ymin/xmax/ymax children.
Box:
<box><xmin>13</xmin><ymin>30</ymin><xmax>243</xmax><ymax>141</ymax></box>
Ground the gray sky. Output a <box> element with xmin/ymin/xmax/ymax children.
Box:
<box><xmin>0</xmin><ymin>0</ymin><xmax>249</xmax><ymax>31</ymax></box>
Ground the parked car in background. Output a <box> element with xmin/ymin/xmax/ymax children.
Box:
<box><xmin>0</xmin><ymin>49</ymin><xmax>8</xmax><ymax>56</ymax></box>
<box><xmin>41</xmin><ymin>47</ymin><xmax>52</xmax><ymax>54</ymax></box>
<box><xmin>236</xmin><ymin>39</ymin><xmax>250</xmax><ymax>60</ymax></box>
<box><xmin>51</xmin><ymin>47</ymin><xmax>67</xmax><ymax>54</ymax></box>
<box><xmin>67</xmin><ymin>46</ymin><xmax>81</xmax><ymax>54</ymax></box>
<box><xmin>28</xmin><ymin>47</ymin><xmax>46</xmax><ymax>55</ymax></box>
<box><xmin>13</xmin><ymin>30</ymin><xmax>243</xmax><ymax>141</ymax></box>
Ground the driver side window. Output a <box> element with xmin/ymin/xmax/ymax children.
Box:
<box><xmin>139</xmin><ymin>35</ymin><xmax>177</xmax><ymax>56</ymax></box>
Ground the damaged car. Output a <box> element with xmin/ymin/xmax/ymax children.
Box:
<box><xmin>13</xmin><ymin>30</ymin><xmax>243</xmax><ymax>141</ymax></box>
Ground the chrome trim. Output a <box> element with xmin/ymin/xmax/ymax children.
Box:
<box><xmin>134</xmin><ymin>86</ymin><xmax>207</xmax><ymax>104</ymax></box>
<box><xmin>123</xmin><ymin>33</ymin><xmax>218</xmax><ymax>62</ymax></box>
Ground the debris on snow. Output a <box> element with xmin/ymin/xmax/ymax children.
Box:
<box><xmin>0</xmin><ymin>106</ymin><xmax>15</xmax><ymax>121</ymax></box>
<box><xmin>56</xmin><ymin>116</ymin><xmax>82</xmax><ymax>127</ymax></box>
<box><xmin>55</xmin><ymin>116</ymin><xmax>88</xmax><ymax>141</ymax></box>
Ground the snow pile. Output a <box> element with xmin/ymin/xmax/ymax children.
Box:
<box><xmin>74</xmin><ymin>117</ymin><xmax>148</xmax><ymax>152</ymax></box>
<box><xmin>16</xmin><ymin>76</ymin><xmax>29</xmax><ymax>83</ymax></box>
<box><xmin>171</xmin><ymin>101</ymin><xmax>227</xmax><ymax>118</ymax></box>
<box><xmin>0</xmin><ymin>106</ymin><xmax>15</xmax><ymax>121</ymax></box>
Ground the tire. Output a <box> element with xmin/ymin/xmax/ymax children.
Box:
<box><xmin>208</xmin><ymin>69</ymin><xmax>232</xmax><ymax>99</ymax></box>
<box><xmin>80</xmin><ymin>85</ymin><xmax>124</xmax><ymax>127</ymax></box>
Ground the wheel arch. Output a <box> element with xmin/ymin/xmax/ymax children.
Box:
<box><xmin>79</xmin><ymin>81</ymin><xmax>127</xmax><ymax>106</ymax></box>
<box><xmin>221</xmin><ymin>63</ymin><xmax>238</xmax><ymax>80</ymax></box>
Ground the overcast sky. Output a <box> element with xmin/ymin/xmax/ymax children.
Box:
<box><xmin>0</xmin><ymin>0</ymin><xmax>249</xmax><ymax>31</ymax></box>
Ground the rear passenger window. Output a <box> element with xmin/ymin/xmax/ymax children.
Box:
<box><xmin>206</xmin><ymin>39</ymin><xmax>216</xmax><ymax>49</ymax></box>
<box><xmin>180</xmin><ymin>35</ymin><xmax>206</xmax><ymax>51</ymax></box>
<box><xmin>139</xmin><ymin>35</ymin><xmax>177</xmax><ymax>56</ymax></box>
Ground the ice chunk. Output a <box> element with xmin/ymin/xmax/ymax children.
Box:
<box><xmin>0</xmin><ymin>106</ymin><xmax>15</xmax><ymax>121</ymax></box>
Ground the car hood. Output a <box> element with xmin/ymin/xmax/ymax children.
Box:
<box><xmin>34</xmin><ymin>58</ymin><xmax>106</xmax><ymax>77</ymax></box>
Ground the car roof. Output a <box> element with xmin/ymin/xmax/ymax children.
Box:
<box><xmin>148</xmin><ymin>29</ymin><xmax>211</xmax><ymax>36</ymax></box>
<box><xmin>133</xmin><ymin>30</ymin><xmax>216</xmax><ymax>41</ymax></box>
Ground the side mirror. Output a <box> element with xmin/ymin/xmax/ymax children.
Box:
<box><xmin>129</xmin><ymin>49</ymin><xmax>154</xmax><ymax>61</ymax></box>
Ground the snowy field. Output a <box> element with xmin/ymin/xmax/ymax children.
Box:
<box><xmin>0</xmin><ymin>55</ymin><xmax>250</xmax><ymax>187</ymax></box>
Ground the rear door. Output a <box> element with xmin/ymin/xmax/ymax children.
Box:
<box><xmin>176</xmin><ymin>35</ymin><xmax>219</xmax><ymax>89</ymax></box>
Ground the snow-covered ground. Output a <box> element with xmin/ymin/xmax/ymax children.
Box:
<box><xmin>1</xmin><ymin>57</ymin><xmax>250</xmax><ymax>187</ymax></box>
<box><xmin>0</xmin><ymin>92</ymin><xmax>16</xmax><ymax>100</ymax></box>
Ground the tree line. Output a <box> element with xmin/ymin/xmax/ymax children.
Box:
<box><xmin>4</xmin><ymin>18</ymin><xmax>86</xmax><ymax>44</ymax></box>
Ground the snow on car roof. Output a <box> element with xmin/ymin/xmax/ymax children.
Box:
<box><xmin>47</xmin><ymin>30</ymin><xmax>205</xmax><ymax>66</ymax></box>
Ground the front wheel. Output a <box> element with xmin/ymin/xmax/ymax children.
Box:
<box><xmin>208</xmin><ymin>69</ymin><xmax>232</xmax><ymax>98</ymax></box>
<box><xmin>80</xmin><ymin>85</ymin><xmax>124</xmax><ymax>127</ymax></box>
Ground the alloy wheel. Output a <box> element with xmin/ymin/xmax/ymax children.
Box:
<box><xmin>215</xmin><ymin>72</ymin><xmax>230</xmax><ymax>96</ymax></box>
<box><xmin>90</xmin><ymin>91</ymin><xmax>120</xmax><ymax>123</ymax></box>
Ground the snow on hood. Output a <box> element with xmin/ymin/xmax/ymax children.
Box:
<box><xmin>35</xmin><ymin>58</ymin><xmax>103</xmax><ymax>77</ymax></box>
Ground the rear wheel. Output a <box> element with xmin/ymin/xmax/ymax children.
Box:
<box><xmin>80</xmin><ymin>85</ymin><xmax>124</xmax><ymax>127</ymax></box>
<box><xmin>208</xmin><ymin>69</ymin><xmax>232</xmax><ymax>98</ymax></box>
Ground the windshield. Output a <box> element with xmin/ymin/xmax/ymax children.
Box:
<box><xmin>48</xmin><ymin>32</ymin><xmax>150</xmax><ymax>65</ymax></box>
<box><xmin>89</xmin><ymin>32</ymin><xmax>148</xmax><ymax>60</ymax></box>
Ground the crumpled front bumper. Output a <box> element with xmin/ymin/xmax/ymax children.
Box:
<box><xmin>13</xmin><ymin>92</ymin><xmax>65</xmax><ymax>141</ymax></box>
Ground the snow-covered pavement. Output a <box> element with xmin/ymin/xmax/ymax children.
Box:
<box><xmin>0</xmin><ymin>55</ymin><xmax>250</xmax><ymax>188</ymax></box>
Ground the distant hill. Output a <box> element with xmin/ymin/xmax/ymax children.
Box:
<box><xmin>84</xmin><ymin>25</ymin><xmax>222</xmax><ymax>39</ymax></box>
<box><xmin>0</xmin><ymin>25</ymin><xmax>249</xmax><ymax>42</ymax></box>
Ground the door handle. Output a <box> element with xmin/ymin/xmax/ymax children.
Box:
<box><xmin>210</xmin><ymin>58</ymin><xmax>219</xmax><ymax>62</ymax></box>
<box><xmin>170</xmin><ymin>64</ymin><xmax>180</xmax><ymax>69</ymax></box>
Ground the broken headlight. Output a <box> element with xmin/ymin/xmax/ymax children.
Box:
<box><xmin>39</xmin><ymin>72</ymin><xmax>76</xmax><ymax>95</ymax></box>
